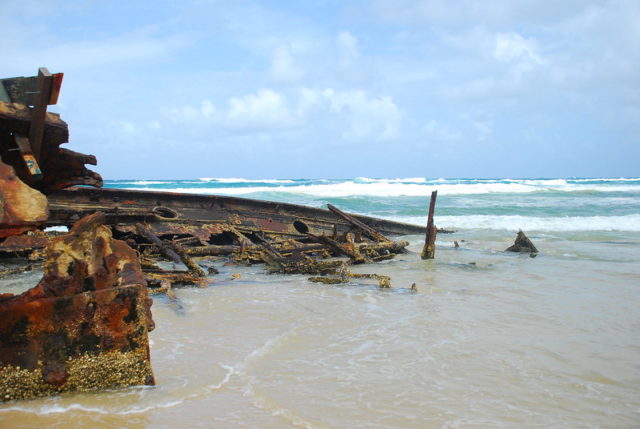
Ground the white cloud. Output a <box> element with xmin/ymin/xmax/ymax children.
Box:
<box><xmin>117</xmin><ymin>121</ymin><xmax>136</xmax><ymax>134</ymax></box>
<box><xmin>171</xmin><ymin>100</ymin><xmax>217</xmax><ymax>123</ymax></box>
<box><xmin>424</xmin><ymin>120</ymin><xmax>462</xmax><ymax>141</ymax></box>
<box><xmin>269</xmin><ymin>43</ymin><xmax>303</xmax><ymax>82</ymax></box>
<box><xmin>372</xmin><ymin>0</ymin><xmax>597</xmax><ymax>28</ymax></box>
<box><xmin>227</xmin><ymin>89</ymin><xmax>294</xmax><ymax>130</ymax></box>
<box><xmin>473</xmin><ymin>120</ymin><xmax>493</xmax><ymax>141</ymax></box>
<box><xmin>201</xmin><ymin>100</ymin><xmax>216</xmax><ymax>118</ymax></box>
<box><xmin>160</xmin><ymin>87</ymin><xmax>403</xmax><ymax>144</ymax></box>
<box><xmin>493</xmin><ymin>32</ymin><xmax>542</xmax><ymax>64</ymax></box>
<box><xmin>337</xmin><ymin>31</ymin><xmax>359</xmax><ymax>60</ymax></box>
<box><xmin>322</xmin><ymin>89</ymin><xmax>402</xmax><ymax>141</ymax></box>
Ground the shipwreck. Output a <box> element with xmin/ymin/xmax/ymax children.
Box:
<box><xmin>0</xmin><ymin>68</ymin><xmax>437</xmax><ymax>402</ymax></box>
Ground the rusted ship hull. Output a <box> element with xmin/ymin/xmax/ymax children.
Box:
<box><xmin>47</xmin><ymin>187</ymin><xmax>426</xmax><ymax>239</ymax></box>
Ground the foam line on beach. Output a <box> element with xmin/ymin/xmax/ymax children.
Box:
<box><xmin>0</xmin><ymin>399</ymin><xmax>184</xmax><ymax>416</ymax></box>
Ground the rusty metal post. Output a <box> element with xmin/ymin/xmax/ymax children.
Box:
<box><xmin>29</xmin><ymin>67</ymin><xmax>53</xmax><ymax>163</ymax></box>
<box><xmin>421</xmin><ymin>190</ymin><xmax>438</xmax><ymax>260</ymax></box>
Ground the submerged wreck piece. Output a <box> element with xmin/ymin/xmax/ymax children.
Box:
<box><xmin>505</xmin><ymin>230</ymin><xmax>539</xmax><ymax>255</ymax></box>
<box><xmin>308</xmin><ymin>271</ymin><xmax>392</xmax><ymax>288</ymax></box>
<box><xmin>0</xmin><ymin>212</ymin><xmax>154</xmax><ymax>402</ymax></box>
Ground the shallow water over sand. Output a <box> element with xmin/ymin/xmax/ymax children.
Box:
<box><xmin>2</xmin><ymin>230</ymin><xmax>639</xmax><ymax>428</ymax></box>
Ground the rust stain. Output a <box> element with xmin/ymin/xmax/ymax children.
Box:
<box><xmin>0</xmin><ymin>160</ymin><xmax>48</xmax><ymax>238</ymax></box>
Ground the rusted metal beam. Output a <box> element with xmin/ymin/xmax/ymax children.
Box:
<box><xmin>135</xmin><ymin>223</ymin><xmax>182</xmax><ymax>264</ymax></box>
<box><xmin>170</xmin><ymin>242</ymin><xmax>206</xmax><ymax>277</ymax></box>
<box><xmin>28</xmin><ymin>67</ymin><xmax>53</xmax><ymax>163</ymax></box>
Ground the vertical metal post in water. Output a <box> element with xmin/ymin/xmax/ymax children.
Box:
<box><xmin>421</xmin><ymin>190</ymin><xmax>438</xmax><ymax>259</ymax></box>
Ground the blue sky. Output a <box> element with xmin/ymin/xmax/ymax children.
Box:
<box><xmin>1</xmin><ymin>0</ymin><xmax>638</xmax><ymax>179</ymax></box>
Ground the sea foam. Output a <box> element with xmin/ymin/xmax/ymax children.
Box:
<box><xmin>395</xmin><ymin>214</ymin><xmax>640</xmax><ymax>232</ymax></box>
<box><xmin>116</xmin><ymin>180</ymin><xmax>640</xmax><ymax>197</ymax></box>
<box><xmin>198</xmin><ymin>177</ymin><xmax>295</xmax><ymax>184</ymax></box>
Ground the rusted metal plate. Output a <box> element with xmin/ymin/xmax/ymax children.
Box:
<box><xmin>0</xmin><ymin>72</ymin><xmax>63</xmax><ymax>106</ymax></box>
<box><xmin>0</xmin><ymin>160</ymin><xmax>48</xmax><ymax>238</ymax></box>
<box><xmin>0</xmin><ymin>77</ymin><xmax>37</xmax><ymax>105</ymax></box>
<box><xmin>0</xmin><ymin>231</ymin><xmax>49</xmax><ymax>253</ymax></box>
<box><xmin>0</xmin><ymin>212</ymin><xmax>154</xmax><ymax>401</ymax></box>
